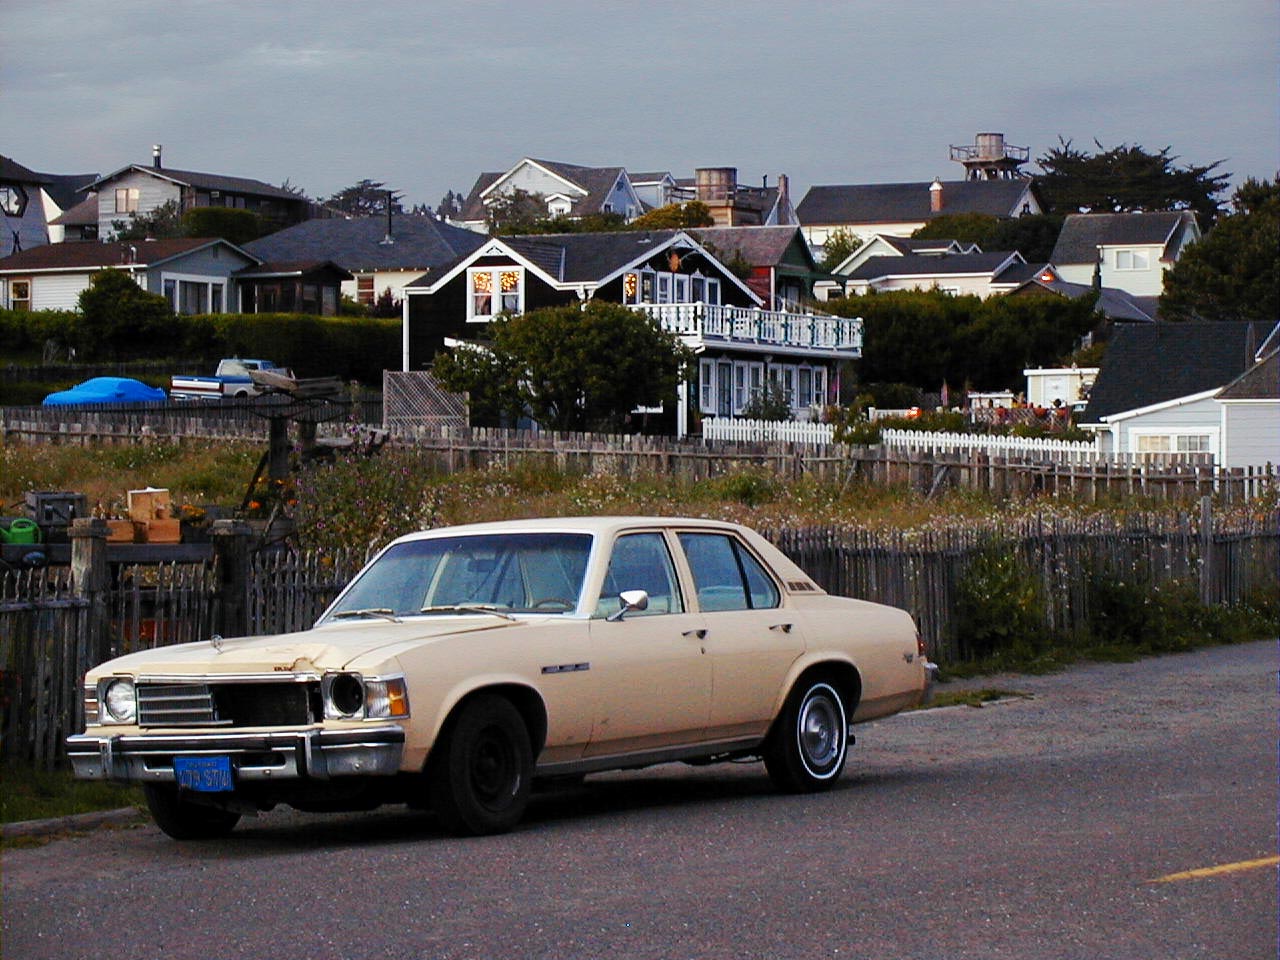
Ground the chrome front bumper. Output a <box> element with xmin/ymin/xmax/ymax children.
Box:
<box><xmin>66</xmin><ymin>726</ymin><xmax>405</xmax><ymax>784</ymax></box>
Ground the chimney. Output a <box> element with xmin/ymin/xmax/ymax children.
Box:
<box><xmin>152</xmin><ymin>144</ymin><xmax>162</xmax><ymax>169</ymax></box>
<box><xmin>929</xmin><ymin>178</ymin><xmax>943</xmax><ymax>213</ymax></box>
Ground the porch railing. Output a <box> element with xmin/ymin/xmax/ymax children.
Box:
<box><xmin>631</xmin><ymin>302</ymin><xmax>862</xmax><ymax>356</ymax></box>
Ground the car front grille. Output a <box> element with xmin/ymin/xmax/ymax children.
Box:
<box><xmin>137</xmin><ymin>682</ymin><xmax>318</xmax><ymax>727</ymax></box>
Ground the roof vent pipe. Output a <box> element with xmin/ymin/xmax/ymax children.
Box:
<box><xmin>380</xmin><ymin>190</ymin><xmax>395</xmax><ymax>245</ymax></box>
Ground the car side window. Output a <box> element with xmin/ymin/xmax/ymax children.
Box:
<box><xmin>596</xmin><ymin>532</ymin><xmax>684</xmax><ymax>617</ymax></box>
<box><xmin>678</xmin><ymin>532</ymin><xmax>780</xmax><ymax>611</ymax></box>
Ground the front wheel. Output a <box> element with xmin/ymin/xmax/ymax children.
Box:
<box><xmin>428</xmin><ymin>695</ymin><xmax>532</xmax><ymax>836</ymax></box>
<box><xmin>143</xmin><ymin>784</ymin><xmax>241</xmax><ymax>840</ymax></box>
<box><xmin>763</xmin><ymin>679</ymin><xmax>849</xmax><ymax>792</ymax></box>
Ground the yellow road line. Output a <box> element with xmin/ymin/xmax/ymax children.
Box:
<box><xmin>1148</xmin><ymin>855</ymin><xmax>1280</xmax><ymax>884</ymax></box>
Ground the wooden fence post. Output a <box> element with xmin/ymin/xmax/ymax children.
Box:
<box><xmin>69</xmin><ymin>518</ymin><xmax>110</xmax><ymax>665</ymax></box>
<box><xmin>1199</xmin><ymin>495</ymin><xmax>1215</xmax><ymax>606</ymax></box>
<box><xmin>212</xmin><ymin>519</ymin><xmax>254</xmax><ymax>639</ymax></box>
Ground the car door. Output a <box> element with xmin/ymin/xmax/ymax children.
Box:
<box><xmin>677</xmin><ymin>531</ymin><xmax>804</xmax><ymax>742</ymax></box>
<box><xmin>585</xmin><ymin>531</ymin><xmax>711</xmax><ymax>757</ymax></box>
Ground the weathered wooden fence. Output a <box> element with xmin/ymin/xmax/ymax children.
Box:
<box><xmin>3</xmin><ymin>507</ymin><xmax>1277</xmax><ymax>768</ymax></box>
<box><xmin>5</xmin><ymin>405</ymin><xmax>1276</xmax><ymax>500</ymax></box>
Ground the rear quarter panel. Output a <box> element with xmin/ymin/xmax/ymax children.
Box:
<box><xmin>790</xmin><ymin>595</ymin><xmax>925</xmax><ymax>721</ymax></box>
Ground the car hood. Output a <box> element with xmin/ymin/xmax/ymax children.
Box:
<box><xmin>92</xmin><ymin>616</ymin><xmax>526</xmax><ymax>677</ymax></box>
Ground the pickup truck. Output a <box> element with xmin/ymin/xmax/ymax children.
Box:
<box><xmin>170</xmin><ymin>359</ymin><xmax>293</xmax><ymax>401</ymax></box>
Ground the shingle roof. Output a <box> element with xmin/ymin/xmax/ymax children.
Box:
<box><xmin>1081</xmin><ymin>321</ymin><xmax>1270</xmax><ymax>422</ymax></box>
<box><xmin>236</xmin><ymin>260</ymin><xmax>353</xmax><ymax>280</ymax></box>
<box><xmin>1005</xmin><ymin>271</ymin><xmax>1158</xmax><ymax>322</ymax></box>
<box><xmin>85</xmin><ymin>165</ymin><xmax>302</xmax><ymax>201</ymax></box>
<box><xmin>848</xmin><ymin>251</ymin><xmax>1019</xmax><ymax>280</ymax></box>
<box><xmin>0</xmin><ymin>156</ymin><xmax>49</xmax><ymax>184</ymax></box>
<box><xmin>1216</xmin><ymin>350</ymin><xmax>1280</xmax><ymax>401</ymax></box>
<box><xmin>1050</xmin><ymin>211</ymin><xmax>1196</xmax><ymax>265</ymax></box>
<box><xmin>49</xmin><ymin>194</ymin><xmax>99</xmax><ymax>226</ymax></box>
<box><xmin>687</xmin><ymin>226</ymin><xmax>813</xmax><ymax>269</ymax></box>
<box><xmin>37</xmin><ymin>172</ymin><xmax>99</xmax><ymax>211</ymax></box>
<box><xmin>245</xmin><ymin>215</ymin><xmax>486</xmax><ymax>272</ymax></box>
<box><xmin>797</xmin><ymin>179</ymin><xmax>1036</xmax><ymax>225</ymax></box>
<box><xmin>0</xmin><ymin>238</ymin><xmax>247</xmax><ymax>271</ymax></box>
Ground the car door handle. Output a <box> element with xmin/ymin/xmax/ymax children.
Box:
<box><xmin>770</xmin><ymin>623</ymin><xmax>794</xmax><ymax>633</ymax></box>
<box><xmin>682</xmin><ymin>628</ymin><xmax>707</xmax><ymax>640</ymax></box>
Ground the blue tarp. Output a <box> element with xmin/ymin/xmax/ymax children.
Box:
<box><xmin>43</xmin><ymin>377</ymin><xmax>169</xmax><ymax>406</ymax></box>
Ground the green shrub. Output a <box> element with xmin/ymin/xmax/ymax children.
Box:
<box><xmin>952</xmin><ymin>541</ymin><xmax>1048</xmax><ymax>661</ymax></box>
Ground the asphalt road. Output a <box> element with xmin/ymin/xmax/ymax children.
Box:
<box><xmin>4</xmin><ymin>640</ymin><xmax>1276</xmax><ymax>960</ymax></box>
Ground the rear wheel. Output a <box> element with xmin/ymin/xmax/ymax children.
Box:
<box><xmin>763</xmin><ymin>679</ymin><xmax>849</xmax><ymax>792</ymax></box>
<box><xmin>144</xmin><ymin>784</ymin><xmax>241</xmax><ymax>840</ymax></box>
<box><xmin>429</xmin><ymin>695</ymin><xmax>532</xmax><ymax>836</ymax></box>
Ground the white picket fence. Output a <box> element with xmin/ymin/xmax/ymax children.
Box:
<box><xmin>880</xmin><ymin>428</ymin><xmax>1102</xmax><ymax>464</ymax></box>
<box><xmin>701</xmin><ymin>417</ymin><xmax>837</xmax><ymax>444</ymax></box>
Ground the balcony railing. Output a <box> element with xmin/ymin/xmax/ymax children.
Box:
<box><xmin>631</xmin><ymin>302</ymin><xmax>862</xmax><ymax>356</ymax></box>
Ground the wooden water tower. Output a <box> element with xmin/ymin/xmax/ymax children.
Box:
<box><xmin>949</xmin><ymin>132</ymin><xmax>1030</xmax><ymax>181</ymax></box>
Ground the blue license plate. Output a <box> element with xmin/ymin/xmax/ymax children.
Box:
<box><xmin>174</xmin><ymin>756</ymin><xmax>234</xmax><ymax>792</ymax></box>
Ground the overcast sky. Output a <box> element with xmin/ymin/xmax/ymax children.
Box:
<box><xmin>6</xmin><ymin>0</ymin><xmax>1277</xmax><ymax>210</ymax></box>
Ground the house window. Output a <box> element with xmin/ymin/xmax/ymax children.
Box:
<box><xmin>813</xmin><ymin>367</ymin><xmax>828</xmax><ymax>407</ymax></box>
<box><xmin>357</xmin><ymin>275</ymin><xmax>375</xmax><ymax>305</ymax></box>
<box><xmin>179</xmin><ymin>280</ymin><xmax>208</xmax><ymax>315</ymax></box>
<box><xmin>115</xmin><ymin>188</ymin><xmax>140</xmax><ymax>213</ymax></box>
<box><xmin>798</xmin><ymin>368</ymin><xmax>814</xmax><ymax>408</ymax></box>
<box><xmin>733</xmin><ymin>364</ymin><xmax>747</xmax><ymax>413</ymax></box>
<box><xmin>1115</xmin><ymin>249</ymin><xmax>1150</xmax><ymax>271</ymax></box>
<box><xmin>8</xmin><ymin>279</ymin><xmax>31</xmax><ymax>311</ymax></box>
<box><xmin>699</xmin><ymin>359</ymin><xmax>715</xmax><ymax>414</ymax></box>
<box><xmin>691</xmin><ymin>274</ymin><xmax>705</xmax><ymax>302</ymax></box>
<box><xmin>468</xmin><ymin>267</ymin><xmax>523</xmax><ymax>322</ymax></box>
<box><xmin>673</xmin><ymin>274</ymin><xmax>690</xmax><ymax>303</ymax></box>
<box><xmin>1135</xmin><ymin>433</ymin><xmax>1214</xmax><ymax>454</ymax></box>
<box><xmin>0</xmin><ymin>185</ymin><xmax>27</xmax><ymax>217</ymax></box>
<box><xmin>211</xmin><ymin>286</ymin><xmax>223</xmax><ymax>313</ymax></box>
<box><xmin>640</xmin><ymin>270</ymin><xmax>655</xmax><ymax>303</ymax></box>
<box><xmin>656</xmin><ymin>274</ymin><xmax>671</xmax><ymax>304</ymax></box>
<box><xmin>623</xmin><ymin>273</ymin><xmax>639</xmax><ymax>304</ymax></box>
<box><xmin>705</xmin><ymin>277</ymin><xmax>721</xmax><ymax>305</ymax></box>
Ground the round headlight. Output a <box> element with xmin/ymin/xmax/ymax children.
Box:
<box><xmin>103</xmin><ymin>678</ymin><xmax>137</xmax><ymax>722</ymax></box>
<box><xmin>329</xmin><ymin>673</ymin><xmax>365</xmax><ymax>717</ymax></box>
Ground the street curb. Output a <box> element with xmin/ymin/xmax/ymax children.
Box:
<box><xmin>2</xmin><ymin>806</ymin><xmax>143</xmax><ymax>839</ymax></box>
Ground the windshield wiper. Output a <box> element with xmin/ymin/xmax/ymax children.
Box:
<box><xmin>331</xmin><ymin>608</ymin><xmax>401</xmax><ymax>622</ymax></box>
<box><xmin>419</xmin><ymin>604</ymin><xmax>516</xmax><ymax>621</ymax></box>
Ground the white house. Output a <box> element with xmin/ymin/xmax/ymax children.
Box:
<box><xmin>1049</xmin><ymin>211</ymin><xmax>1200</xmax><ymax>298</ymax></box>
<box><xmin>1080</xmin><ymin>320</ymin><xmax>1277</xmax><ymax>464</ymax></box>
<box><xmin>457</xmin><ymin>159</ymin><xmax>643</xmax><ymax>232</ymax></box>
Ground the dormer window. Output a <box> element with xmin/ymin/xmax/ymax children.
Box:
<box><xmin>468</xmin><ymin>267</ymin><xmax>523</xmax><ymax>322</ymax></box>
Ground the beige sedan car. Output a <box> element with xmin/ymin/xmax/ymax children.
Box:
<box><xmin>68</xmin><ymin>517</ymin><xmax>935</xmax><ymax>839</ymax></box>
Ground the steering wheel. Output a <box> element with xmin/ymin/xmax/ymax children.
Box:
<box><xmin>530</xmin><ymin>597</ymin><xmax>575</xmax><ymax>611</ymax></box>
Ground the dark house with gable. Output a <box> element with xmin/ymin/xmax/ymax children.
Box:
<box><xmin>402</xmin><ymin>229</ymin><xmax>862</xmax><ymax>434</ymax></box>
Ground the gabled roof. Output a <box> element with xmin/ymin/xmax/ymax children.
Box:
<box><xmin>1216</xmin><ymin>350</ymin><xmax>1280</xmax><ymax>401</ymax></box>
<box><xmin>460</xmin><ymin>159</ymin><xmax>631</xmax><ymax>223</ymax></box>
<box><xmin>687</xmin><ymin>225</ymin><xmax>816</xmax><ymax>271</ymax></box>
<box><xmin>406</xmin><ymin>229</ymin><xmax>762</xmax><ymax>304</ymax></box>
<box><xmin>1081</xmin><ymin>321</ymin><xmax>1272</xmax><ymax>423</ymax></box>
<box><xmin>245</xmin><ymin>215</ymin><xmax>486</xmax><ymax>273</ymax></box>
<box><xmin>0</xmin><ymin>156</ymin><xmax>49</xmax><ymax>185</ymax></box>
<box><xmin>0</xmin><ymin>237</ymin><xmax>258</xmax><ymax>272</ymax></box>
<box><xmin>847</xmin><ymin>250</ymin><xmax>1024</xmax><ymax>281</ymax></box>
<box><xmin>84</xmin><ymin>164</ymin><xmax>302</xmax><ymax>201</ymax></box>
<box><xmin>1050</xmin><ymin>211</ymin><xmax>1198</xmax><ymax>265</ymax></box>
<box><xmin>830</xmin><ymin>234</ymin><xmax>977</xmax><ymax>276</ymax></box>
<box><xmin>797</xmin><ymin>179</ymin><xmax>1039</xmax><ymax>226</ymax></box>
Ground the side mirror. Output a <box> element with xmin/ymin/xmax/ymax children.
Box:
<box><xmin>606</xmin><ymin>589</ymin><xmax>649</xmax><ymax>622</ymax></box>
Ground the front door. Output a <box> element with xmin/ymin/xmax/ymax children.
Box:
<box><xmin>716</xmin><ymin>362</ymin><xmax>733</xmax><ymax>418</ymax></box>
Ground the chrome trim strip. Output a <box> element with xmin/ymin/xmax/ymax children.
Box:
<box><xmin>136</xmin><ymin>672</ymin><xmax>322</xmax><ymax>684</ymax></box>
<box><xmin>535</xmin><ymin>736</ymin><xmax>763</xmax><ymax>777</ymax></box>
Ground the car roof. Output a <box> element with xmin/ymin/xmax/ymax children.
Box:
<box><xmin>393</xmin><ymin>516</ymin><xmax>746</xmax><ymax>541</ymax></box>
<box><xmin>389</xmin><ymin>517</ymin><xmax>820</xmax><ymax>589</ymax></box>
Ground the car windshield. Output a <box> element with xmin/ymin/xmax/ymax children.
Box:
<box><xmin>323</xmin><ymin>533</ymin><xmax>593</xmax><ymax>620</ymax></box>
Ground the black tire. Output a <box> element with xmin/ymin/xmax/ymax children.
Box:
<box><xmin>429</xmin><ymin>694</ymin><xmax>532</xmax><ymax>836</ymax></box>
<box><xmin>763</xmin><ymin>679</ymin><xmax>849</xmax><ymax>792</ymax></box>
<box><xmin>143</xmin><ymin>784</ymin><xmax>241</xmax><ymax>840</ymax></box>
